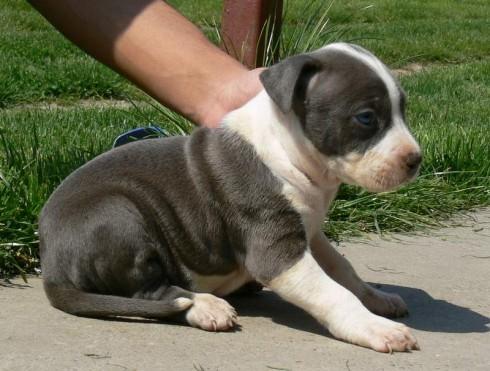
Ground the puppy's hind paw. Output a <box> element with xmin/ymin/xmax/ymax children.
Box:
<box><xmin>185</xmin><ymin>294</ymin><xmax>238</xmax><ymax>332</ymax></box>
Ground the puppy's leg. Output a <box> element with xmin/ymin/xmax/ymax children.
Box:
<box><xmin>266</xmin><ymin>251</ymin><xmax>419</xmax><ymax>352</ymax></box>
<box><xmin>47</xmin><ymin>282</ymin><xmax>237</xmax><ymax>331</ymax></box>
<box><xmin>133</xmin><ymin>285</ymin><xmax>237</xmax><ymax>331</ymax></box>
<box><xmin>184</xmin><ymin>293</ymin><xmax>238</xmax><ymax>331</ymax></box>
<box><xmin>310</xmin><ymin>232</ymin><xmax>408</xmax><ymax>318</ymax></box>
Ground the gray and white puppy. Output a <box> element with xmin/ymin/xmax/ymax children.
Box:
<box><xmin>39</xmin><ymin>43</ymin><xmax>422</xmax><ymax>353</ymax></box>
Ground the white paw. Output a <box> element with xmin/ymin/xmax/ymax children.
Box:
<box><xmin>362</xmin><ymin>287</ymin><xmax>408</xmax><ymax>318</ymax></box>
<box><xmin>185</xmin><ymin>293</ymin><xmax>238</xmax><ymax>331</ymax></box>
<box><xmin>354</xmin><ymin>315</ymin><xmax>419</xmax><ymax>353</ymax></box>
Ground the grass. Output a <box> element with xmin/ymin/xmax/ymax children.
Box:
<box><xmin>1</xmin><ymin>0</ymin><xmax>488</xmax><ymax>107</ymax></box>
<box><xmin>0</xmin><ymin>1</ymin><xmax>140</xmax><ymax>108</ymax></box>
<box><xmin>319</xmin><ymin>0</ymin><xmax>490</xmax><ymax>65</ymax></box>
<box><xmin>171</xmin><ymin>0</ymin><xmax>490</xmax><ymax>64</ymax></box>
<box><xmin>0</xmin><ymin>105</ymin><xmax>192</xmax><ymax>277</ymax></box>
<box><xmin>0</xmin><ymin>0</ymin><xmax>489</xmax><ymax>277</ymax></box>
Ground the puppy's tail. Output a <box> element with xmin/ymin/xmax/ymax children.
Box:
<box><xmin>44</xmin><ymin>283</ymin><xmax>193</xmax><ymax>319</ymax></box>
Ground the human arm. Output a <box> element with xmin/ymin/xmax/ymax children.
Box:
<box><xmin>28</xmin><ymin>0</ymin><xmax>263</xmax><ymax>127</ymax></box>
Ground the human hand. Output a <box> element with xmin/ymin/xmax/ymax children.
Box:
<box><xmin>199</xmin><ymin>68</ymin><xmax>265</xmax><ymax>128</ymax></box>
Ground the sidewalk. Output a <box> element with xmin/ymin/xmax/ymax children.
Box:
<box><xmin>1</xmin><ymin>210</ymin><xmax>489</xmax><ymax>371</ymax></box>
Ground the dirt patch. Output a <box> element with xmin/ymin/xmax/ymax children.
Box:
<box><xmin>392</xmin><ymin>63</ymin><xmax>427</xmax><ymax>77</ymax></box>
<box><xmin>4</xmin><ymin>99</ymin><xmax>139</xmax><ymax>112</ymax></box>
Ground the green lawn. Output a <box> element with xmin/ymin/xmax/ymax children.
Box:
<box><xmin>1</xmin><ymin>0</ymin><xmax>488</xmax><ymax>107</ymax></box>
<box><xmin>0</xmin><ymin>1</ymin><xmax>139</xmax><ymax>108</ymax></box>
<box><xmin>0</xmin><ymin>0</ymin><xmax>489</xmax><ymax>277</ymax></box>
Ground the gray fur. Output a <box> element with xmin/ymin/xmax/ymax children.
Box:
<box><xmin>259</xmin><ymin>54</ymin><xmax>320</xmax><ymax>115</ymax></box>
<box><xmin>39</xmin><ymin>128</ymin><xmax>305</xmax><ymax>318</ymax></box>
<box><xmin>39</xmin><ymin>43</ymin><xmax>414</xmax><ymax>324</ymax></box>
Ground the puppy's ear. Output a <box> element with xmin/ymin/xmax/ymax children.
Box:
<box><xmin>260</xmin><ymin>55</ymin><xmax>320</xmax><ymax>114</ymax></box>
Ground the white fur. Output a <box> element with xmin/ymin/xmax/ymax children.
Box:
<box><xmin>223</xmin><ymin>45</ymin><xmax>420</xmax><ymax>351</ymax></box>
<box><xmin>268</xmin><ymin>251</ymin><xmax>368</xmax><ymax>327</ymax></box>
<box><xmin>224</xmin><ymin>91</ymin><xmax>340</xmax><ymax>239</ymax></box>
<box><xmin>185</xmin><ymin>293</ymin><xmax>237</xmax><ymax>331</ymax></box>
<box><xmin>332</xmin><ymin>120</ymin><xmax>421</xmax><ymax>192</ymax></box>
<box><xmin>224</xmin><ymin>45</ymin><xmax>420</xmax><ymax>233</ymax></box>
<box><xmin>310</xmin><ymin>232</ymin><xmax>409</xmax><ymax>318</ymax></box>
<box><xmin>269</xmin><ymin>251</ymin><xmax>419</xmax><ymax>351</ymax></box>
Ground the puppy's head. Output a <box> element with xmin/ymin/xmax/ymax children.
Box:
<box><xmin>260</xmin><ymin>43</ymin><xmax>422</xmax><ymax>192</ymax></box>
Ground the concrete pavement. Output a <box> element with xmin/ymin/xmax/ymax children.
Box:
<box><xmin>1</xmin><ymin>210</ymin><xmax>489</xmax><ymax>370</ymax></box>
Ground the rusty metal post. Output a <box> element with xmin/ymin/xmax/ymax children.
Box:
<box><xmin>221</xmin><ymin>0</ymin><xmax>283</xmax><ymax>68</ymax></box>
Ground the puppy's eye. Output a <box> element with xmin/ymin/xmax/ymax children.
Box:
<box><xmin>355</xmin><ymin>111</ymin><xmax>376</xmax><ymax>126</ymax></box>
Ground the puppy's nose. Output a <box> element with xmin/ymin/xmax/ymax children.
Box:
<box><xmin>405</xmin><ymin>152</ymin><xmax>422</xmax><ymax>174</ymax></box>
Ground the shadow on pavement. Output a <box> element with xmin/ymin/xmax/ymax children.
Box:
<box><xmin>376</xmin><ymin>283</ymin><xmax>490</xmax><ymax>333</ymax></box>
<box><xmin>0</xmin><ymin>279</ymin><xmax>31</xmax><ymax>289</ymax></box>
<box><xmin>229</xmin><ymin>290</ymin><xmax>328</xmax><ymax>337</ymax></box>
<box><xmin>228</xmin><ymin>284</ymin><xmax>489</xmax><ymax>335</ymax></box>
<box><xmin>6</xmin><ymin>277</ymin><xmax>487</xmax><ymax>335</ymax></box>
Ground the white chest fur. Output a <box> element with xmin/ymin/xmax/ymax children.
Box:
<box><xmin>224</xmin><ymin>91</ymin><xmax>340</xmax><ymax>242</ymax></box>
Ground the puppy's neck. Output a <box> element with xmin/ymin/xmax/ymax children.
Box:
<box><xmin>223</xmin><ymin>91</ymin><xmax>340</xmax><ymax>194</ymax></box>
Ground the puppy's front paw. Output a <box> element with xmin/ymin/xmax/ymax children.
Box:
<box><xmin>185</xmin><ymin>294</ymin><xmax>238</xmax><ymax>331</ymax></box>
<box><xmin>361</xmin><ymin>316</ymin><xmax>419</xmax><ymax>353</ymax></box>
<box><xmin>362</xmin><ymin>286</ymin><xmax>408</xmax><ymax>318</ymax></box>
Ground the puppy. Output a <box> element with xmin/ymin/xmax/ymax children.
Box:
<box><xmin>39</xmin><ymin>43</ymin><xmax>422</xmax><ymax>353</ymax></box>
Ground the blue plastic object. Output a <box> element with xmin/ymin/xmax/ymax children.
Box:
<box><xmin>113</xmin><ymin>125</ymin><xmax>170</xmax><ymax>148</ymax></box>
